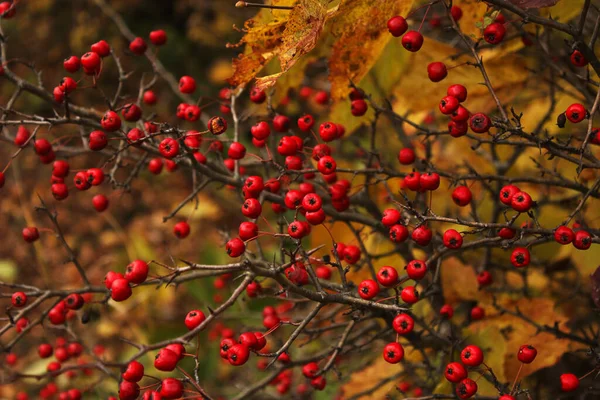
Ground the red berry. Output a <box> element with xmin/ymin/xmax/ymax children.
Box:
<box><xmin>511</xmin><ymin>191</ymin><xmax>532</xmax><ymax>212</ymax></box>
<box><xmin>129</xmin><ymin>37</ymin><xmax>147</xmax><ymax>54</ymax></box>
<box><xmin>470</xmin><ymin>306</ymin><xmax>485</xmax><ymax>320</ymax></box>
<box><xmin>154</xmin><ymin>348</ymin><xmax>179</xmax><ymax>371</ymax></box>
<box><xmin>451</xmin><ymin>105</ymin><xmax>470</xmax><ymax>122</ymax></box>
<box><xmin>119</xmin><ymin>381</ymin><xmax>140</xmax><ymax>400</ymax></box>
<box><xmin>382</xmin><ymin>209</ymin><xmax>401</xmax><ymax>227</ymax></box>
<box><xmin>452</xmin><ymin>185</ymin><xmax>472</xmax><ymax>206</ymax></box>
<box><xmin>483</xmin><ymin>22</ymin><xmax>506</xmax><ymax>44</ymax></box>
<box><xmin>554</xmin><ymin>226</ymin><xmax>574</xmax><ymax>244</ymax></box>
<box><xmin>302</xmin><ymin>193</ymin><xmax>322</xmax><ymax>212</ymax></box>
<box><xmin>411</xmin><ymin>225</ymin><xmax>432</xmax><ymax>246</ymax></box>
<box><xmin>566</xmin><ymin>103</ymin><xmax>587</xmax><ymax>123</ymax></box>
<box><xmin>573</xmin><ymin>230</ymin><xmax>592</xmax><ymax>250</ymax></box>
<box><xmin>52</xmin><ymin>183</ymin><xmax>69</xmax><ymax>200</ymax></box>
<box><xmin>477</xmin><ymin>271</ymin><xmax>493</xmax><ymax>287</ymax></box>
<box><xmin>38</xmin><ymin>343</ymin><xmax>53</xmax><ymax>358</ymax></box>
<box><xmin>311</xmin><ymin>143</ymin><xmax>331</xmax><ymax>162</ymax></box>
<box><xmin>439</xmin><ymin>95</ymin><xmax>460</xmax><ymax>114</ymax></box>
<box><xmin>143</xmin><ymin>90</ymin><xmax>157</xmax><ymax>105</ymax></box>
<box><xmin>227</xmin><ymin>344</ymin><xmax>250</xmax><ymax>366</ymax></box>
<box><xmin>314</xmin><ymin>90</ymin><xmax>329</xmax><ymax>105</ymax></box>
<box><xmin>185</xmin><ymin>310</ymin><xmax>206</xmax><ymax>330</ymax></box>
<box><xmin>449</xmin><ymin>120</ymin><xmax>468</xmax><ymax>137</ymax></box>
<box><xmin>447</xmin><ymin>84</ymin><xmax>467</xmax><ymax>102</ymax></box>
<box><xmin>63</xmin><ymin>55</ymin><xmax>81</xmax><ymax>73</ymax></box>
<box><xmin>121</xmin><ymin>103</ymin><xmax>141</xmax><ymax>121</ymax></box>
<box><xmin>450</xmin><ymin>6</ymin><xmax>463</xmax><ymax>21</ymax></box>
<box><xmin>387</xmin><ymin>16</ymin><xmax>408</xmax><ymax>37</ymax></box>
<box><xmin>251</xmin><ymin>121</ymin><xmax>271</xmax><ymax>140</ymax></box>
<box><xmin>160</xmin><ymin>378</ymin><xmax>183</xmax><ymax>399</ymax></box>
<box><xmin>420</xmin><ymin>172</ymin><xmax>440</xmax><ymax>191</ymax></box>
<box><xmin>511</xmin><ymin>247</ymin><xmax>530</xmax><ymax>268</ymax></box>
<box><xmin>343</xmin><ymin>245</ymin><xmax>361</xmax><ymax>264</ymax></box>
<box><xmin>400</xmin><ymin>286</ymin><xmax>419</xmax><ymax>303</ymax></box>
<box><xmin>427</xmin><ymin>62</ymin><xmax>447</xmax><ymax>82</ymax></box>
<box><xmin>377</xmin><ymin>266</ymin><xmax>398</xmax><ymax>287</ymax></box>
<box><xmin>11</xmin><ymin>291</ymin><xmax>27</xmax><ymax>307</ymax></box>
<box><xmin>110</xmin><ymin>278</ymin><xmax>132</xmax><ymax>302</ymax></box>
<box><xmin>456</xmin><ymin>378</ymin><xmax>478</xmax><ymax>399</ymax></box>
<box><xmin>398</xmin><ymin>148</ymin><xmax>415</xmax><ymax>165</ymax></box>
<box><xmin>460</xmin><ymin>344</ymin><xmax>483</xmax><ymax>367</ymax></box>
<box><xmin>239</xmin><ymin>221</ymin><xmax>258</xmax><ymax>241</ymax></box>
<box><xmin>498</xmin><ymin>227</ymin><xmax>515</xmax><ymax>239</ymax></box>
<box><xmin>570</xmin><ymin>50</ymin><xmax>587</xmax><ymax>67</ymax></box>
<box><xmin>517</xmin><ymin>344</ymin><xmax>537</xmax><ymax>364</ymax></box>
<box><xmin>499</xmin><ymin>184</ymin><xmax>519</xmax><ymax>205</ymax></box>
<box><xmin>149</xmin><ymin>29</ymin><xmax>167</xmax><ymax>46</ymax></box>
<box><xmin>560</xmin><ymin>373</ymin><xmax>579</xmax><ymax>392</ymax></box>
<box><xmin>302</xmin><ymin>362</ymin><xmax>320</xmax><ymax>378</ymax></box>
<box><xmin>173</xmin><ymin>221</ymin><xmax>190</xmax><ymax>239</ymax></box>
<box><xmin>125</xmin><ymin>260</ymin><xmax>148</xmax><ymax>284</ymax></box>
<box><xmin>311</xmin><ymin>375</ymin><xmax>326</xmax><ymax>390</ymax></box>
<box><xmin>298</xmin><ymin>114</ymin><xmax>314</xmax><ymax>131</ymax></box>
<box><xmin>81</xmin><ymin>52</ymin><xmax>101</xmax><ymax>73</ymax></box>
<box><xmin>406</xmin><ymin>260</ymin><xmax>427</xmax><ymax>280</ymax></box>
<box><xmin>22</xmin><ymin>227</ymin><xmax>39</xmax><ymax>243</ymax></box>
<box><xmin>317</xmin><ymin>155</ymin><xmax>337</xmax><ymax>175</ymax></box>
<box><xmin>101</xmin><ymin>110</ymin><xmax>121</xmax><ymax>132</ymax></box>
<box><xmin>440</xmin><ymin>304</ymin><xmax>454</xmax><ymax>319</ymax></box>
<box><xmin>122</xmin><ymin>361</ymin><xmax>144</xmax><ymax>382</ymax></box>
<box><xmin>443</xmin><ymin>229</ymin><xmax>463</xmax><ymax>249</ymax></box>
<box><xmin>358</xmin><ymin>279</ymin><xmax>379</xmax><ymax>300</ymax></box>
<box><xmin>382</xmin><ymin>342</ymin><xmax>404</xmax><ymax>363</ymax></box>
<box><xmin>273</xmin><ymin>114</ymin><xmax>290</xmax><ymax>132</ymax></box>
<box><xmin>350</xmin><ymin>99</ymin><xmax>368</xmax><ymax>116</ymax></box>
<box><xmin>318</xmin><ymin>122</ymin><xmax>338</xmax><ymax>142</ymax></box>
<box><xmin>179</xmin><ymin>76</ymin><xmax>196</xmax><ymax>94</ymax></box>
<box><xmin>392</xmin><ymin>313</ymin><xmax>414</xmax><ymax>334</ymax></box>
<box><xmin>226</xmin><ymin>238</ymin><xmax>245</xmax><ymax>257</ymax></box>
<box><xmin>469</xmin><ymin>112</ymin><xmax>491</xmax><ymax>133</ymax></box>
<box><xmin>444</xmin><ymin>362</ymin><xmax>467</xmax><ymax>383</ymax></box>
<box><xmin>401</xmin><ymin>31</ymin><xmax>424</xmax><ymax>52</ymax></box>
<box><xmin>250</xmin><ymin>87</ymin><xmax>266</xmax><ymax>104</ymax></box>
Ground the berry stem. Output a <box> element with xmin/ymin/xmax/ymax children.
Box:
<box><xmin>511</xmin><ymin>363</ymin><xmax>524</xmax><ymax>394</ymax></box>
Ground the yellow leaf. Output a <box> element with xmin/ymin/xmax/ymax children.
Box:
<box><xmin>327</xmin><ymin>0</ymin><xmax>414</xmax><ymax>100</ymax></box>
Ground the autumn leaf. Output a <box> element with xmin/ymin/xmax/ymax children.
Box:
<box><xmin>328</xmin><ymin>0</ymin><xmax>414</xmax><ymax>101</ymax></box>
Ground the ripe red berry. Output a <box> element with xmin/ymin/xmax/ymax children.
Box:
<box><xmin>469</xmin><ymin>113</ymin><xmax>491</xmax><ymax>133</ymax></box>
<box><xmin>73</xmin><ymin>171</ymin><xmax>91</xmax><ymax>191</ymax></box>
<box><xmin>554</xmin><ymin>226</ymin><xmax>574</xmax><ymax>244</ymax></box>
<box><xmin>179</xmin><ymin>76</ymin><xmax>196</xmax><ymax>94</ymax></box>
<box><xmin>451</xmin><ymin>105</ymin><xmax>470</xmax><ymax>122</ymax></box>
<box><xmin>125</xmin><ymin>260</ymin><xmax>149</xmax><ymax>284</ymax></box>
<box><xmin>302</xmin><ymin>362</ymin><xmax>320</xmax><ymax>378</ymax></box>
<box><xmin>450</xmin><ymin>5</ymin><xmax>463</xmax><ymax>21</ymax></box>
<box><xmin>239</xmin><ymin>221</ymin><xmax>258</xmax><ymax>241</ymax></box>
<box><xmin>411</xmin><ymin>225</ymin><xmax>432</xmax><ymax>246</ymax></box>
<box><xmin>249</xmin><ymin>87</ymin><xmax>266</xmax><ymax>103</ymax></box>
<box><xmin>173</xmin><ymin>221</ymin><xmax>190</xmax><ymax>239</ymax></box>
<box><xmin>517</xmin><ymin>344</ymin><xmax>537</xmax><ymax>364</ymax></box>
<box><xmin>439</xmin><ymin>95</ymin><xmax>460</xmax><ymax>114</ymax></box>
<box><xmin>392</xmin><ymin>313</ymin><xmax>414</xmax><ymax>334</ymax></box>
<box><xmin>406</xmin><ymin>260</ymin><xmax>427</xmax><ymax>280</ymax></box>
<box><xmin>302</xmin><ymin>193</ymin><xmax>322</xmax><ymax>212</ymax></box>
<box><xmin>444</xmin><ymin>362</ymin><xmax>467</xmax><ymax>383</ymax></box>
<box><xmin>440</xmin><ymin>304</ymin><xmax>454</xmax><ymax>319</ymax></box>
<box><xmin>185</xmin><ymin>310</ymin><xmax>206</xmax><ymax>330</ymax></box>
<box><xmin>573</xmin><ymin>230</ymin><xmax>592</xmax><ymax>250</ymax></box>
<box><xmin>499</xmin><ymin>184</ymin><xmax>519</xmax><ymax>205</ymax></box>
<box><xmin>160</xmin><ymin>378</ymin><xmax>183</xmax><ymax>399</ymax></box>
<box><xmin>447</xmin><ymin>84</ymin><xmax>467</xmax><ymax>102</ymax></box>
<box><xmin>122</xmin><ymin>361</ymin><xmax>144</xmax><ymax>382</ymax></box>
<box><xmin>452</xmin><ymin>185</ymin><xmax>472</xmax><ymax>207</ymax></box>
<box><xmin>154</xmin><ymin>348</ymin><xmax>179</xmax><ymax>371</ymax></box>
<box><xmin>560</xmin><ymin>373</ymin><xmax>579</xmax><ymax>392</ymax></box>
<box><xmin>427</xmin><ymin>62</ymin><xmax>447</xmax><ymax>82</ymax></box>
<box><xmin>81</xmin><ymin>51</ymin><xmax>101</xmax><ymax>73</ymax></box>
<box><xmin>22</xmin><ymin>227</ymin><xmax>39</xmax><ymax>243</ymax></box>
<box><xmin>470</xmin><ymin>306</ymin><xmax>485</xmax><ymax>320</ymax></box>
<box><xmin>570</xmin><ymin>50</ymin><xmax>587</xmax><ymax>67</ymax></box>
<box><xmin>227</xmin><ymin>343</ymin><xmax>250</xmax><ymax>366</ymax></box>
<box><xmin>110</xmin><ymin>278</ymin><xmax>132</xmax><ymax>302</ymax></box>
<box><xmin>317</xmin><ymin>155</ymin><xmax>337</xmax><ymax>175</ymax></box>
<box><xmin>566</xmin><ymin>103</ymin><xmax>587</xmax><ymax>123</ymax></box>
<box><xmin>38</xmin><ymin>343</ymin><xmax>53</xmax><ymax>358</ymax></box>
<box><xmin>511</xmin><ymin>191</ymin><xmax>533</xmax><ymax>212</ymax></box>
<box><xmin>358</xmin><ymin>279</ymin><xmax>379</xmax><ymax>300</ymax></box>
<box><xmin>483</xmin><ymin>22</ymin><xmax>506</xmax><ymax>44</ymax></box>
<box><xmin>449</xmin><ymin>120</ymin><xmax>468</xmax><ymax>137</ymax></box>
<box><xmin>318</xmin><ymin>122</ymin><xmax>338</xmax><ymax>142</ymax></box>
<box><xmin>64</xmin><ymin>293</ymin><xmax>84</xmax><ymax>310</ymax></box>
<box><xmin>461</xmin><ymin>344</ymin><xmax>484</xmax><ymax>366</ymax></box>
<box><xmin>11</xmin><ymin>291</ymin><xmax>27</xmax><ymax>307</ymax></box>
<box><xmin>383</xmin><ymin>342</ymin><xmax>404</xmax><ymax>363</ymax></box>
<box><xmin>376</xmin><ymin>266</ymin><xmax>398</xmax><ymax>287</ymax></box>
<box><xmin>101</xmin><ymin>110</ymin><xmax>121</xmax><ymax>132</ymax></box>
<box><xmin>420</xmin><ymin>172</ymin><xmax>440</xmax><ymax>191</ymax></box>
<box><xmin>119</xmin><ymin>381</ymin><xmax>140</xmax><ymax>400</ymax></box>
<box><xmin>401</xmin><ymin>30</ymin><xmax>424</xmax><ymax>52</ymax></box>
<box><xmin>311</xmin><ymin>375</ymin><xmax>326</xmax><ymax>390</ymax></box>
<box><xmin>343</xmin><ymin>245</ymin><xmax>361</xmax><ymax>264</ymax></box>
<box><xmin>400</xmin><ymin>285</ymin><xmax>419</xmax><ymax>303</ymax></box>
<box><xmin>456</xmin><ymin>378</ymin><xmax>478</xmax><ymax>399</ymax></box>
<box><xmin>511</xmin><ymin>247</ymin><xmax>530</xmax><ymax>268</ymax></box>
<box><xmin>387</xmin><ymin>16</ymin><xmax>408</xmax><ymax>37</ymax></box>
<box><xmin>51</xmin><ymin>183</ymin><xmax>69</xmax><ymax>200</ymax></box>
<box><xmin>443</xmin><ymin>229</ymin><xmax>463</xmax><ymax>249</ymax></box>
<box><xmin>226</xmin><ymin>238</ymin><xmax>245</xmax><ymax>257</ymax></box>
<box><xmin>314</xmin><ymin>90</ymin><xmax>329</xmax><ymax>105</ymax></box>
<box><xmin>273</xmin><ymin>114</ymin><xmax>290</xmax><ymax>132</ymax></box>
<box><xmin>403</xmin><ymin>171</ymin><xmax>421</xmax><ymax>191</ymax></box>
<box><xmin>228</xmin><ymin>142</ymin><xmax>246</xmax><ymax>160</ymax></box>
<box><xmin>382</xmin><ymin>208</ymin><xmax>401</xmax><ymax>227</ymax></box>
<box><xmin>149</xmin><ymin>29</ymin><xmax>167</xmax><ymax>46</ymax></box>
<box><xmin>398</xmin><ymin>148</ymin><xmax>415</xmax><ymax>165</ymax></box>
<box><xmin>350</xmin><ymin>99</ymin><xmax>368</xmax><ymax>116</ymax></box>
<box><xmin>129</xmin><ymin>37</ymin><xmax>147</xmax><ymax>54</ymax></box>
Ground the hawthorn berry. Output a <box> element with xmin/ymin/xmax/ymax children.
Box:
<box><xmin>250</xmin><ymin>87</ymin><xmax>266</xmax><ymax>103</ymax></box>
<box><xmin>122</xmin><ymin>361</ymin><xmax>144</xmax><ymax>382</ymax></box>
<box><xmin>38</xmin><ymin>343</ymin><xmax>53</xmax><ymax>358</ymax></box>
<box><xmin>392</xmin><ymin>313</ymin><xmax>414</xmax><ymax>335</ymax></box>
<box><xmin>469</xmin><ymin>112</ymin><xmax>491</xmax><ymax>133</ymax></box>
<box><xmin>52</xmin><ymin>183</ymin><xmax>69</xmax><ymax>200</ymax></box>
<box><xmin>81</xmin><ymin>52</ymin><xmax>101</xmax><ymax>73</ymax></box>
<box><xmin>154</xmin><ymin>348</ymin><xmax>179</xmax><ymax>371</ymax></box>
<box><xmin>63</xmin><ymin>55</ymin><xmax>80</xmax><ymax>72</ymax></box>
<box><xmin>343</xmin><ymin>245</ymin><xmax>361</xmax><ymax>264</ymax></box>
<box><xmin>560</xmin><ymin>373</ymin><xmax>579</xmax><ymax>392</ymax></box>
<box><xmin>406</xmin><ymin>260</ymin><xmax>427</xmax><ymax>280</ymax></box>
<box><xmin>185</xmin><ymin>310</ymin><xmax>206</xmax><ymax>330</ymax></box>
<box><xmin>173</xmin><ymin>221</ymin><xmax>190</xmax><ymax>239</ymax></box>
<box><xmin>239</xmin><ymin>221</ymin><xmax>258</xmax><ymax>241</ymax></box>
<box><xmin>483</xmin><ymin>22</ymin><xmax>506</xmax><ymax>44</ymax></box>
<box><xmin>452</xmin><ymin>185</ymin><xmax>472</xmax><ymax>206</ymax></box>
<box><xmin>377</xmin><ymin>266</ymin><xmax>399</xmax><ymax>287</ymax></box>
<box><xmin>317</xmin><ymin>155</ymin><xmax>337</xmax><ymax>175</ymax></box>
<box><xmin>517</xmin><ymin>344</ymin><xmax>537</xmax><ymax>364</ymax></box>
<box><xmin>450</xmin><ymin>5</ymin><xmax>463</xmax><ymax>21</ymax></box>
<box><xmin>554</xmin><ymin>226</ymin><xmax>574</xmax><ymax>244</ymax></box>
<box><xmin>498</xmin><ymin>227</ymin><xmax>515</xmax><ymax>239</ymax></box>
<box><xmin>149</xmin><ymin>29</ymin><xmax>167</xmax><ymax>46</ymax></box>
<box><xmin>129</xmin><ymin>37</ymin><xmax>147</xmax><ymax>54</ymax></box>
<box><xmin>449</xmin><ymin>120</ymin><xmax>468</xmax><ymax>137</ymax></box>
<box><xmin>401</xmin><ymin>30</ymin><xmax>424</xmax><ymax>52</ymax></box>
<box><xmin>444</xmin><ymin>362</ymin><xmax>467</xmax><ymax>383</ymax></box>
<box><xmin>511</xmin><ymin>191</ymin><xmax>533</xmax><ymax>212</ymax></box>
<box><xmin>443</xmin><ymin>229</ymin><xmax>463</xmax><ymax>249</ymax></box>
<box><xmin>470</xmin><ymin>306</ymin><xmax>485</xmax><ymax>320</ymax></box>
<box><xmin>451</xmin><ymin>105</ymin><xmax>470</xmax><ymax>122</ymax></box>
<box><xmin>440</xmin><ymin>95</ymin><xmax>460</xmax><ymax>114</ymax></box>
<box><xmin>565</xmin><ymin>103</ymin><xmax>587</xmax><ymax>123</ymax></box>
<box><xmin>91</xmin><ymin>40</ymin><xmax>111</xmax><ymax>57</ymax></box>
<box><xmin>22</xmin><ymin>227</ymin><xmax>39</xmax><ymax>243</ymax></box>
<box><xmin>121</xmin><ymin>103</ymin><xmax>141</xmax><ymax>121</ymax></box>
<box><xmin>411</xmin><ymin>225</ymin><xmax>432</xmax><ymax>246</ymax></box>
<box><xmin>314</xmin><ymin>90</ymin><xmax>329</xmax><ymax>105</ymax></box>
<box><xmin>383</xmin><ymin>342</ymin><xmax>404</xmax><ymax>363</ymax></box>
<box><xmin>358</xmin><ymin>279</ymin><xmax>379</xmax><ymax>300</ymax></box>
<box><xmin>302</xmin><ymin>362</ymin><xmax>320</xmax><ymax>378</ymax></box>
<box><xmin>110</xmin><ymin>278</ymin><xmax>132</xmax><ymax>302</ymax></box>
<box><xmin>447</xmin><ymin>84</ymin><xmax>467</xmax><ymax>102</ymax></box>
<box><xmin>101</xmin><ymin>111</ymin><xmax>121</xmax><ymax>132</ymax></box>
<box><xmin>306</xmin><ymin>208</ymin><xmax>326</xmax><ymax>225</ymax></box>
<box><xmin>226</xmin><ymin>238</ymin><xmax>246</xmax><ymax>257</ymax></box>
<box><xmin>400</xmin><ymin>286</ymin><xmax>419</xmax><ymax>303</ymax></box>
<box><xmin>73</xmin><ymin>171</ymin><xmax>91</xmax><ymax>191</ymax></box>
<box><xmin>427</xmin><ymin>62</ymin><xmax>447</xmax><ymax>82</ymax></box>
<box><xmin>288</xmin><ymin>220</ymin><xmax>309</xmax><ymax>239</ymax></box>
<box><xmin>311</xmin><ymin>375</ymin><xmax>327</xmax><ymax>390</ymax></box>
<box><xmin>387</xmin><ymin>16</ymin><xmax>408</xmax><ymax>37</ymax></box>
<box><xmin>510</xmin><ymin>247</ymin><xmax>530</xmax><ymax>268</ymax></box>
<box><xmin>573</xmin><ymin>230</ymin><xmax>592</xmax><ymax>250</ymax></box>
<box><xmin>570</xmin><ymin>50</ymin><xmax>587</xmax><ymax>67</ymax></box>
<box><xmin>125</xmin><ymin>260</ymin><xmax>149</xmax><ymax>284</ymax></box>
<box><xmin>403</xmin><ymin>171</ymin><xmax>421</xmax><ymax>191</ymax></box>
<box><xmin>440</xmin><ymin>304</ymin><xmax>454</xmax><ymax>319</ymax></box>
<box><xmin>11</xmin><ymin>291</ymin><xmax>27</xmax><ymax>307</ymax></box>
<box><xmin>119</xmin><ymin>381</ymin><xmax>140</xmax><ymax>400</ymax></box>
<box><xmin>350</xmin><ymin>99</ymin><xmax>368</xmax><ymax>116</ymax></box>
<box><xmin>160</xmin><ymin>378</ymin><xmax>183</xmax><ymax>399</ymax></box>
<box><xmin>397</xmin><ymin>148</ymin><xmax>415</xmax><ymax>165</ymax></box>
<box><xmin>382</xmin><ymin>208</ymin><xmax>401</xmax><ymax>227</ymax></box>
<box><xmin>456</xmin><ymin>378</ymin><xmax>478</xmax><ymax>399</ymax></box>
<box><xmin>227</xmin><ymin>343</ymin><xmax>250</xmax><ymax>366</ymax></box>
<box><xmin>420</xmin><ymin>172</ymin><xmax>440</xmax><ymax>191</ymax></box>
<box><xmin>461</xmin><ymin>344</ymin><xmax>483</xmax><ymax>367</ymax></box>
